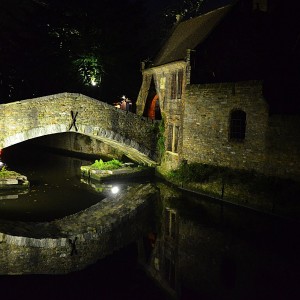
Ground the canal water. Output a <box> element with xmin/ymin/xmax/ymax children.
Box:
<box><xmin>0</xmin><ymin>140</ymin><xmax>299</xmax><ymax>300</ymax></box>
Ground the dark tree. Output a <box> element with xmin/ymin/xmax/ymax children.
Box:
<box><xmin>0</xmin><ymin>0</ymin><xmax>150</xmax><ymax>103</ymax></box>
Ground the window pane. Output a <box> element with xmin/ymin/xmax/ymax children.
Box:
<box><xmin>171</xmin><ymin>73</ymin><xmax>177</xmax><ymax>99</ymax></box>
<box><xmin>177</xmin><ymin>70</ymin><xmax>183</xmax><ymax>99</ymax></box>
<box><xmin>174</xmin><ymin>126</ymin><xmax>180</xmax><ymax>153</ymax></box>
<box><xmin>165</xmin><ymin>209</ymin><xmax>170</xmax><ymax>236</ymax></box>
<box><xmin>230</xmin><ymin>110</ymin><xmax>246</xmax><ymax>140</ymax></box>
<box><xmin>167</xmin><ymin>125</ymin><xmax>173</xmax><ymax>151</ymax></box>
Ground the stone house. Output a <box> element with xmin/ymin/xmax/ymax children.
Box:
<box><xmin>136</xmin><ymin>0</ymin><xmax>300</xmax><ymax>180</ymax></box>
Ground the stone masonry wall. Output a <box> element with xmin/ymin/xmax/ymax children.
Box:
<box><xmin>33</xmin><ymin>132</ymin><xmax>125</xmax><ymax>161</ymax></box>
<box><xmin>181</xmin><ymin>81</ymin><xmax>300</xmax><ymax>179</ymax></box>
<box><xmin>182</xmin><ymin>81</ymin><xmax>269</xmax><ymax>173</ymax></box>
<box><xmin>136</xmin><ymin>62</ymin><xmax>187</xmax><ymax>171</ymax></box>
<box><xmin>0</xmin><ymin>93</ymin><xmax>158</xmax><ymax>165</ymax></box>
<box><xmin>264</xmin><ymin>115</ymin><xmax>300</xmax><ymax>179</ymax></box>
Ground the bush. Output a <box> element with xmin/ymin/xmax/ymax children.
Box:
<box><xmin>0</xmin><ymin>166</ymin><xmax>19</xmax><ymax>179</ymax></box>
<box><xmin>91</xmin><ymin>159</ymin><xmax>123</xmax><ymax>170</ymax></box>
<box><xmin>168</xmin><ymin>162</ymin><xmax>220</xmax><ymax>183</ymax></box>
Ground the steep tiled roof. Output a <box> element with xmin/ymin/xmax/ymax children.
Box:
<box><xmin>153</xmin><ymin>4</ymin><xmax>233</xmax><ymax>67</ymax></box>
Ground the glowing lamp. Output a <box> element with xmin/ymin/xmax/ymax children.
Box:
<box><xmin>111</xmin><ymin>186</ymin><xmax>120</xmax><ymax>194</ymax></box>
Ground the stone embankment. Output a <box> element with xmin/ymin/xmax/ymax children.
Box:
<box><xmin>0</xmin><ymin>170</ymin><xmax>29</xmax><ymax>190</ymax></box>
<box><xmin>0</xmin><ymin>183</ymin><xmax>157</xmax><ymax>274</ymax></box>
<box><xmin>80</xmin><ymin>164</ymin><xmax>155</xmax><ymax>181</ymax></box>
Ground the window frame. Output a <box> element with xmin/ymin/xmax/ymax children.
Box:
<box><xmin>170</xmin><ymin>69</ymin><xmax>183</xmax><ymax>100</ymax></box>
<box><xmin>229</xmin><ymin>109</ymin><xmax>247</xmax><ymax>141</ymax></box>
<box><xmin>166</xmin><ymin>123</ymin><xmax>180</xmax><ymax>153</ymax></box>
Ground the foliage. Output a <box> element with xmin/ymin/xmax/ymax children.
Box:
<box><xmin>0</xmin><ymin>166</ymin><xmax>19</xmax><ymax>179</ymax></box>
<box><xmin>91</xmin><ymin>159</ymin><xmax>123</xmax><ymax>170</ymax></box>
<box><xmin>156</xmin><ymin>118</ymin><xmax>165</xmax><ymax>158</ymax></box>
<box><xmin>164</xmin><ymin>0</ymin><xmax>205</xmax><ymax>25</ymax></box>
<box><xmin>0</xmin><ymin>0</ymin><xmax>150</xmax><ymax>102</ymax></box>
<box><xmin>168</xmin><ymin>162</ymin><xmax>222</xmax><ymax>183</ymax></box>
<box><xmin>73</xmin><ymin>56</ymin><xmax>104</xmax><ymax>87</ymax></box>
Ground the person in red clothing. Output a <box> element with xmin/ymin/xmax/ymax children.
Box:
<box><xmin>0</xmin><ymin>149</ymin><xmax>4</xmax><ymax>170</ymax></box>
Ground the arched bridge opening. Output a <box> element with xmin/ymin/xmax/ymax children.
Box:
<box><xmin>0</xmin><ymin>93</ymin><xmax>159</xmax><ymax>166</ymax></box>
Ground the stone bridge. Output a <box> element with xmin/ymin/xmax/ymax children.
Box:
<box><xmin>0</xmin><ymin>93</ymin><xmax>158</xmax><ymax>165</ymax></box>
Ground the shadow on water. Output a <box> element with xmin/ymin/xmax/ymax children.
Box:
<box><xmin>0</xmin><ymin>141</ymin><xmax>108</xmax><ymax>222</ymax></box>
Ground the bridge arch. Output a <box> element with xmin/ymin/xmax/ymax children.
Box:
<box><xmin>0</xmin><ymin>93</ymin><xmax>158</xmax><ymax>165</ymax></box>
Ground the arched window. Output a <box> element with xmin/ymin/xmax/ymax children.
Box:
<box><xmin>229</xmin><ymin>110</ymin><xmax>246</xmax><ymax>141</ymax></box>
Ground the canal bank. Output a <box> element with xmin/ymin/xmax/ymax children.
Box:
<box><xmin>156</xmin><ymin>163</ymin><xmax>300</xmax><ymax>221</ymax></box>
<box><xmin>0</xmin><ymin>168</ymin><xmax>29</xmax><ymax>191</ymax></box>
<box><xmin>17</xmin><ymin>129</ymin><xmax>300</xmax><ymax>220</ymax></box>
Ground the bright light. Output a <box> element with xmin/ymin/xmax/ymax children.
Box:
<box><xmin>91</xmin><ymin>78</ymin><xmax>97</xmax><ymax>86</ymax></box>
<box><xmin>111</xmin><ymin>186</ymin><xmax>120</xmax><ymax>194</ymax></box>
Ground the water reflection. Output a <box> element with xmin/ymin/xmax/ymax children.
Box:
<box><xmin>0</xmin><ymin>142</ymin><xmax>299</xmax><ymax>299</ymax></box>
<box><xmin>81</xmin><ymin>177</ymin><xmax>126</xmax><ymax>196</ymax></box>
<box><xmin>138</xmin><ymin>183</ymin><xmax>300</xmax><ymax>300</ymax></box>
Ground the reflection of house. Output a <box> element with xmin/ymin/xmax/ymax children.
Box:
<box><xmin>138</xmin><ymin>206</ymin><xmax>180</xmax><ymax>298</ymax></box>
<box><xmin>136</xmin><ymin>0</ymin><xmax>300</xmax><ymax>179</ymax></box>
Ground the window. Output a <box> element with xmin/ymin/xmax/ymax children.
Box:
<box><xmin>171</xmin><ymin>70</ymin><xmax>183</xmax><ymax>99</ymax></box>
<box><xmin>164</xmin><ymin>256</ymin><xmax>176</xmax><ymax>289</ymax></box>
<box><xmin>167</xmin><ymin>124</ymin><xmax>180</xmax><ymax>153</ymax></box>
<box><xmin>165</xmin><ymin>208</ymin><xmax>177</xmax><ymax>239</ymax></box>
<box><xmin>229</xmin><ymin>110</ymin><xmax>246</xmax><ymax>141</ymax></box>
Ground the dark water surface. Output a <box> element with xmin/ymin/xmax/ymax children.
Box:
<box><xmin>0</xmin><ymin>143</ymin><xmax>105</xmax><ymax>222</ymax></box>
<box><xmin>0</xmin><ymin>140</ymin><xmax>299</xmax><ymax>300</ymax></box>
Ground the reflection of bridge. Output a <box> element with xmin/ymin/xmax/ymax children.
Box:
<box><xmin>0</xmin><ymin>93</ymin><xmax>158</xmax><ymax>165</ymax></box>
<box><xmin>0</xmin><ymin>183</ymin><xmax>157</xmax><ymax>274</ymax></box>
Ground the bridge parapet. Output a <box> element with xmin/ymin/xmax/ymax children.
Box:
<box><xmin>0</xmin><ymin>93</ymin><xmax>159</xmax><ymax>165</ymax></box>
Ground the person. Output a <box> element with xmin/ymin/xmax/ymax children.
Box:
<box><xmin>120</xmin><ymin>95</ymin><xmax>126</xmax><ymax>110</ymax></box>
<box><xmin>125</xmin><ymin>98</ymin><xmax>132</xmax><ymax>112</ymax></box>
<box><xmin>0</xmin><ymin>149</ymin><xmax>5</xmax><ymax>170</ymax></box>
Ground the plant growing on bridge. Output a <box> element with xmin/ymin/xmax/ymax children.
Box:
<box><xmin>91</xmin><ymin>159</ymin><xmax>123</xmax><ymax>170</ymax></box>
<box><xmin>156</xmin><ymin>117</ymin><xmax>165</xmax><ymax>159</ymax></box>
<box><xmin>0</xmin><ymin>166</ymin><xmax>19</xmax><ymax>179</ymax></box>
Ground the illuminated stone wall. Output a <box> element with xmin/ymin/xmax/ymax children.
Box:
<box><xmin>182</xmin><ymin>81</ymin><xmax>268</xmax><ymax>173</ymax></box>
<box><xmin>182</xmin><ymin>81</ymin><xmax>300</xmax><ymax>179</ymax></box>
<box><xmin>0</xmin><ymin>93</ymin><xmax>158</xmax><ymax>165</ymax></box>
<box><xmin>32</xmin><ymin>132</ymin><xmax>125</xmax><ymax>161</ymax></box>
<box><xmin>264</xmin><ymin>115</ymin><xmax>300</xmax><ymax>178</ymax></box>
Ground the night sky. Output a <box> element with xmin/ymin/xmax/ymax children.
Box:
<box><xmin>0</xmin><ymin>0</ymin><xmax>180</xmax><ymax>104</ymax></box>
<box><xmin>0</xmin><ymin>0</ymin><xmax>299</xmax><ymax>112</ymax></box>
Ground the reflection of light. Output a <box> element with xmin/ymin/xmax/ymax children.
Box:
<box><xmin>111</xmin><ymin>186</ymin><xmax>119</xmax><ymax>194</ymax></box>
<box><xmin>91</xmin><ymin>78</ymin><xmax>97</xmax><ymax>86</ymax></box>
